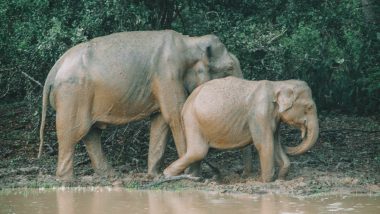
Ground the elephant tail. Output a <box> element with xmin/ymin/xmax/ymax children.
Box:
<box><xmin>38</xmin><ymin>81</ymin><xmax>51</xmax><ymax>159</ymax></box>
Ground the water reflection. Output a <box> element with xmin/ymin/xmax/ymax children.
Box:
<box><xmin>0</xmin><ymin>188</ymin><xmax>379</xmax><ymax>214</ymax></box>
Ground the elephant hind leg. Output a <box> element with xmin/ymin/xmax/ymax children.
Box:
<box><xmin>163</xmin><ymin>120</ymin><xmax>209</xmax><ymax>177</ymax></box>
<box><xmin>56</xmin><ymin>139</ymin><xmax>75</xmax><ymax>181</ymax></box>
<box><xmin>83</xmin><ymin>127</ymin><xmax>114</xmax><ymax>177</ymax></box>
<box><xmin>148</xmin><ymin>114</ymin><xmax>170</xmax><ymax>176</ymax></box>
<box><xmin>56</xmin><ymin>115</ymin><xmax>91</xmax><ymax>181</ymax></box>
<box><xmin>55</xmin><ymin>85</ymin><xmax>93</xmax><ymax>181</ymax></box>
<box><xmin>163</xmin><ymin>146</ymin><xmax>209</xmax><ymax>177</ymax></box>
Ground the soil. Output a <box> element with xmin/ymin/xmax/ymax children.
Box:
<box><xmin>1</xmin><ymin>100</ymin><xmax>379</xmax><ymax>196</ymax></box>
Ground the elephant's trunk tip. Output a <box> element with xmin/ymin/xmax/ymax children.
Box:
<box><xmin>285</xmin><ymin>146</ymin><xmax>307</xmax><ymax>156</ymax></box>
<box><xmin>285</xmin><ymin>116</ymin><xmax>319</xmax><ymax>156</ymax></box>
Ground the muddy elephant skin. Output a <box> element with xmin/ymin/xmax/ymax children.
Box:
<box><xmin>38</xmin><ymin>30</ymin><xmax>242</xmax><ymax>181</ymax></box>
<box><xmin>164</xmin><ymin>77</ymin><xmax>319</xmax><ymax>182</ymax></box>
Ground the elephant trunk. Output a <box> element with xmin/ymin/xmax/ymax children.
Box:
<box><xmin>285</xmin><ymin>113</ymin><xmax>319</xmax><ymax>156</ymax></box>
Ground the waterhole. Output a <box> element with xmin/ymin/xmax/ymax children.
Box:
<box><xmin>0</xmin><ymin>188</ymin><xmax>378</xmax><ymax>214</ymax></box>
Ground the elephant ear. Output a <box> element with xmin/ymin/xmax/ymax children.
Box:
<box><xmin>276</xmin><ymin>87</ymin><xmax>295</xmax><ymax>113</ymax></box>
<box><xmin>206</xmin><ymin>46</ymin><xmax>212</xmax><ymax>59</ymax></box>
<box><xmin>196</xmin><ymin>35</ymin><xmax>221</xmax><ymax>62</ymax></box>
<box><xmin>191</xmin><ymin>34</ymin><xmax>225</xmax><ymax>74</ymax></box>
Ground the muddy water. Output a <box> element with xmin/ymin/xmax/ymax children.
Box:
<box><xmin>0</xmin><ymin>188</ymin><xmax>378</xmax><ymax>214</ymax></box>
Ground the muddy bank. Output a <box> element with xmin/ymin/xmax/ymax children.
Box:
<box><xmin>0</xmin><ymin>101</ymin><xmax>379</xmax><ymax>196</ymax></box>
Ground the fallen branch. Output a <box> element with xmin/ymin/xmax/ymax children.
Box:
<box><xmin>284</xmin><ymin>128</ymin><xmax>380</xmax><ymax>134</ymax></box>
<box><xmin>267</xmin><ymin>29</ymin><xmax>287</xmax><ymax>45</ymax></box>
<box><xmin>144</xmin><ymin>175</ymin><xmax>202</xmax><ymax>188</ymax></box>
<box><xmin>320</xmin><ymin>128</ymin><xmax>380</xmax><ymax>134</ymax></box>
<box><xmin>21</xmin><ymin>71</ymin><xmax>43</xmax><ymax>87</ymax></box>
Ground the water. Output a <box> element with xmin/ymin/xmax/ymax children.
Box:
<box><xmin>0</xmin><ymin>188</ymin><xmax>378</xmax><ymax>214</ymax></box>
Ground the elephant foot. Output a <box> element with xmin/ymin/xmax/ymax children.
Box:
<box><xmin>277</xmin><ymin>168</ymin><xmax>289</xmax><ymax>181</ymax></box>
<box><xmin>277</xmin><ymin>174</ymin><xmax>287</xmax><ymax>181</ymax></box>
<box><xmin>163</xmin><ymin>166</ymin><xmax>188</xmax><ymax>178</ymax></box>
<box><xmin>147</xmin><ymin>167</ymin><xmax>161</xmax><ymax>179</ymax></box>
<box><xmin>260</xmin><ymin>168</ymin><xmax>275</xmax><ymax>183</ymax></box>
<box><xmin>260</xmin><ymin>174</ymin><xmax>274</xmax><ymax>183</ymax></box>
<box><xmin>90</xmin><ymin>158</ymin><xmax>115</xmax><ymax>177</ymax></box>
<box><xmin>261</xmin><ymin>177</ymin><xmax>274</xmax><ymax>183</ymax></box>
<box><xmin>56</xmin><ymin>167</ymin><xmax>74</xmax><ymax>182</ymax></box>
<box><xmin>163</xmin><ymin>168</ymin><xmax>175</xmax><ymax>177</ymax></box>
<box><xmin>56</xmin><ymin>173</ymin><xmax>74</xmax><ymax>182</ymax></box>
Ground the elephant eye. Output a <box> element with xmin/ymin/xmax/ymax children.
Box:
<box><xmin>305</xmin><ymin>103</ymin><xmax>313</xmax><ymax>111</ymax></box>
<box><xmin>226</xmin><ymin>65</ymin><xmax>234</xmax><ymax>71</ymax></box>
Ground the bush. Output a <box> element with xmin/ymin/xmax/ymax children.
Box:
<box><xmin>0</xmin><ymin>0</ymin><xmax>379</xmax><ymax>114</ymax></box>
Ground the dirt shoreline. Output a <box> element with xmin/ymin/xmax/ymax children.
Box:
<box><xmin>0</xmin><ymin>101</ymin><xmax>379</xmax><ymax>197</ymax></box>
<box><xmin>1</xmin><ymin>170</ymin><xmax>379</xmax><ymax>197</ymax></box>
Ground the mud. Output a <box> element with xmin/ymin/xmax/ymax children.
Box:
<box><xmin>0</xmin><ymin>101</ymin><xmax>379</xmax><ymax>197</ymax></box>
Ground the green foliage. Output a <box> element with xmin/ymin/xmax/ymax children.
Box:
<box><xmin>0</xmin><ymin>0</ymin><xmax>379</xmax><ymax>114</ymax></box>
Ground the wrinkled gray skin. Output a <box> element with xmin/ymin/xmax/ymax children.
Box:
<box><xmin>164</xmin><ymin>77</ymin><xmax>319</xmax><ymax>182</ymax></box>
<box><xmin>39</xmin><ymin>30</ymin><xmax>242</xmax><ymax>181</ymax></box>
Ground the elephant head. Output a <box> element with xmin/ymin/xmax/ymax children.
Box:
<box><xmin>275</xmin><ymin>80</ymin><xmax>319</xmax><ymax>155</ymax></box>
<box><xmin>183</xmin><ymin>35</ymin><xmax>242</xmax><ymax>93</ymax></box>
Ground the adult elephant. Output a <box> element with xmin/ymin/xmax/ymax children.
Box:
<box><xmin>38</xmin><ymin>30</ymin><xmax>242</xmax><ymax>181</ymax></box>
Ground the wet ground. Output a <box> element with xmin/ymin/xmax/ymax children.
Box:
<box><xmin>1</xmin><ymin>188</ymin><xmax>379</xmax><ymax>214</ymax></box>
<box><xmin>0</xmin><ymin>101</ymin><xmax>379</xmax><ymax>196</ymax></box>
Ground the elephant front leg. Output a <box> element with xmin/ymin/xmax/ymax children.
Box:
<box><xmin>274</xmin><ymin>131</ymin><xmax>290</xmax><ymax>180</ymax></box>
<box><xmin>83</xmin><ymin>127</ymin><xmax>114</xmax><ymax>177</ymax></box>
<box><xmin>257</xmin><ymin>142</ymin><xmax>275</xmax><ymax>182</ymax></box>
<box><xmin>250</xmin><ymin>121</ymin><xmax>275</xmax><ymax>182</ymax></box>
<box><xmin>276</xmin><ymin>144</ymin><xmax>290</xmax><ymax>180</ymax></box>
<box><xmin>148</xmin><ymin>114</ymin><xmax>170</xmax><ymax>176</ymax></box>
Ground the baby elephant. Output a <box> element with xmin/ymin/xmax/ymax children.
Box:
<box><xmin>164</xmin><ymin>77</ymin><xmax>319</xmax><ymax>182</ymax></box>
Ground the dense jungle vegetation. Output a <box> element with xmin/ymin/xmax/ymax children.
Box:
<box><xmin>0</xmin><ymin>0</ymin><xmax>379</xmax><ymax>113</ymax></box>
<box><xmin>0</xmin><ymin>1</ymin><xmax>379</xmax><ymax>193</ymax></box>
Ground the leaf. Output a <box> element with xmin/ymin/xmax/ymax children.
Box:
<box><xmin>335</xmin><ymin>58</ymin><xmax>345</xmax><ymax>64</ymax></box>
